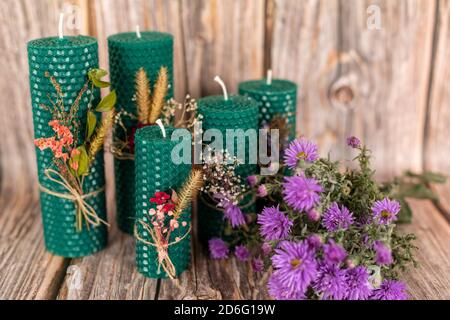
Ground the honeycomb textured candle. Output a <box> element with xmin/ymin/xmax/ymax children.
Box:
<box><xmin>197</xmin><ymin>95</ymin><xmax>258</xmax><ymax>243</ymax></box>
<box><xmin>108</xmin><ymin>31</ymin><xmax>174</xmax><ymax>234</ymax></box>
<box><xmin>134</xmin><ymin>126</ymin><xmax>191</xmax><ymax>278</ymax></box>
<box><xmin>239</xmin><ymin>79</ymin><xmax>297</xmax><ymax>141</ymax></box>
<box><xmin>28</xmin><ymin>36</ymin><xmax>107</xmax><ymax>257</ymax></box>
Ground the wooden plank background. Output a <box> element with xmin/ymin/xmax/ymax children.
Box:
<box><xmin>0</xmin><ymin>0</ymin><xmax>449</xmax><ymax>300</ymax></box>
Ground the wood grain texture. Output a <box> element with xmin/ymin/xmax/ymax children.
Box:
<box><xmin>57</xmin><ymin>226</ymin><xmax>158</xmax><ymax>300</ymax></box>
<box><xmin>432</xmin><ymin>183</ymin><xmax>450</xmax><ymax>221</ymax></box>
<box><xmin>271</xmin><ymin>0</ymin><xmax>436</xmax><ymax>179</ymax></box>
<box><xmin>424</xmin><ymin>0</ymin><xmax>450</xmax><ymax>174</ymax></box>
<box><xmin>400</xmin><ymin>199</ymin><xmax>450</xmax><ymax>299</ymax></box>
<box><xmin>180</xmin><ymin>0</ymin><xmax>265</xmax><ymax>97</ymax></box>
<box><xmin>89</xmin><ymin>0</ymin><xmax>187</xmax><ymax>100</ymax></box>
<box><xmin>0</xmin><ymin>0</ymin><xmax>83</xmax><ymax>300</ymax></box>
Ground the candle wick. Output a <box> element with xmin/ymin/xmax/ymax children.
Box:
<box><xmin>58</xmin><ymin>12</ymin><xmax>64</xmax><ymax>39</ymax></box>
<box><xmin>214</xmin><ymin>76</ymin><xmax>228</xmax><ymax>101</ymax></box>
<box><xmin>155</xmin><ymin>119</ymin><xmax>166</xmax><ymax>138</ymax></box>
<box><xmin>266</xmin><ymin>69</ymin><xmax>272</xmax><ymax>85</ymax></box>
<box><xmin>136</xmin><ymin>25</ymin><xmax>142</xmax><ymax>38</ymax></box>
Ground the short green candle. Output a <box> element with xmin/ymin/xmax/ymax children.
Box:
<box><xmin>108</xmin><ymin>31</ymin><xmax>174</xmax><ymax>234</ymax></box>
<box><xmin>197</xmin><ymin>94</ymin><xmax>258</xmax><ymax>243</ymax></box>
<box><xmin>28</xmin><ymin>36</ymin><xmax>107</xmax><ymax>257</ymax></box>
<box><xmin>134</xmin><ymin>126</ymin><xmax>191</xmax><ymax>278</ymax></box>
<box><xmin>239</xmin><ymin>78</ymin><xmax>297</xmax><ymax>141</ymax></box>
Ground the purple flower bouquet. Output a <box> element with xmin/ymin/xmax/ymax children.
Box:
<box><xmin>208</xmin><ymin>136</ymin><xmax>418</xmax><ymax>300</ymax></box>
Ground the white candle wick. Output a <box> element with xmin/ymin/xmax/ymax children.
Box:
<box><xmin>214</xmin><ymin>76</ymin><xmax>228</xmax><ymax>101</ymax></box>
<box><xmin>155</xmin><ymin>119</ymin><xmax>166</xmax><ymax>138</ymax></box>
<box><xmin>266</xmin><ymin>69</ymin><xmax>272</xmax><ymax>85</ymax></box>
<box><xmin>58</xmin><ymin>12</ymin><xmax>64</xmax><ymax>39</ymax></box>
<box><xmin>136</xmin><ymin>25</ymin><xmax>142</xmax><ymax>38</ymax></box>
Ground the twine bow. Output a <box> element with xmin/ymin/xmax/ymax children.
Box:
<box><xmin>135</xmin><ymin>221</ymin><xmax>191</xmax><ymax>279</ymax></box>
<box><xmin>39</xmin><ymin>168</ymin><xmax>109</xmax><ymax>232</ymax></box>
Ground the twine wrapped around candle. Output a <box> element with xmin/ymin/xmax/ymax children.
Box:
<box><xmin>134</xmin><ymin>223</ymin><xmax>191</xmax><ymax>279</ymax></box>
<box><xmin>38</xmin><ymin>168</ymin><xmax>108</xmax><ymax>232</ymax></box>
<box><xmin>108</xmin><ymin>31</ymin><xmax>174</xmax><ymax>235</ymax></box>
<box><xmin>28</xmin><ymin>35</ymin><xmax>108</xmax><ymax>257</ymax></box>
<box><xmin>134</xmin><ymin>125</ymin><xmax>191</xmax><ymax>279</ymax></box>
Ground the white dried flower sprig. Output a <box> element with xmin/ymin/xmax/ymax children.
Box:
<box><xmin>201</xmin><ymin>148</ymin><xmax>247</xmax><ymax>205</ymax></box>
<box><xmin>161</xmin><ymin>95</ymin><xmax>201</xmax><ymax>130</ymax></box>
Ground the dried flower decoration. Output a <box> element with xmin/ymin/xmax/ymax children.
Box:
<box><xmin>34</xmin><ymin>68</ymin><xmax>116</xmax><ymax>231</ymax></box>
<box><xmin>201</xmin><ymin>148</ymin><xmax>247</xmax><ymax>206</ymax></box>
<box><xmin>135</xmin><ymin>170</ymin><xmax>202</xmax><ymax>279</ymax></box>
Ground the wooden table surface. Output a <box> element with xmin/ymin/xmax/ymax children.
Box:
<box><xmin>0</xmin><ymin>183</ymin><xmax>449</xmax><ymax>300</ymax></box>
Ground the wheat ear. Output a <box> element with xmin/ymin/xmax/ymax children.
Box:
<box><xmin>173</xmin><ymin>169</ymin><xmax>203</xmax><ymax>218</ymax></box>
<box><xmin>135</xmin><ymin>68</ymin><xmax>151</xmax><ymax>124</ymax></box>
<box><xmin>148</xmin><ymin>66</ymin><xmax>168</xmax><ymax>124</ymax></box>
<box><xmin>88</xmin><ymin>110</ymin><xmax>115</xmax><ymax>164</ymax></box>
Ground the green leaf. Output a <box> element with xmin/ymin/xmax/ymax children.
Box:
<box><xmin>95</xmin><ymin>90</ymin><xmax>116</xmax><ymax>112</ymax></box>
<box><xmin>420</xmin><ymin>172</ymin><xmax>447</xmax><ymax>184</ymax></box>
<box><xmin>88</xmin><ymin>68</ymin><xmax>110</xmax><ymax>88</ymax></box>
<box><xmin>400</xmin><ymin>184</ymin><xmax>439</xmax><ymax>201</ymax></box>
<box><xmin>397</xmin><ymin>198</ymin><xmax>412</xmax><ymax>224</ymax></box>
<box><xmin>86</xmin><ymin>111</ymin><xmax>97</xmax><ymax>141</ymax></box>
<box><xmin>77</xmin><ymin>145</ymin><xmax>89</xmax><ymax>176</ymax></box>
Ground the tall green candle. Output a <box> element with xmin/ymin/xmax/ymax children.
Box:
<box><xmin>134</xmin><ymin>125</ymin><xmax>191</xmax><ymax>278</ymax></box>
<box><xmin>28</xmin><ymin>35</ymin><xmax>107</xmax><ymax>257</ymax></box>
<box><xmin>108</xmin><ymin>31</ymin><xmax>174</xmax><ymax>234</ymax></box>
<box><xmin>239</xmin><ymin>71</ymin><xmax>297</xmax><ymax>142</ymax></box>
<box><xmin>197</xmin><ymin>78</ymin><xmax>259</xmax><ymax>243</ymax></box>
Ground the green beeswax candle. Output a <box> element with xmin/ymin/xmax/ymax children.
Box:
<box><xmin>108</xmin><ymin>31</ymin><xmax>174</xmax><ymax>234</ymax></box>
<box><xmin>135</xmin><ymin>125</ymin><xmax>191</xmax><ymax>278</ymax></box>
<box><xmin>28</xmin><ymin>35</ymin><xmax>107</xmax><ymax>257</ymax></box>
<box><xmin>239</xmin><ymin>77</ymin><xmax>297</xmax><ymax>142</ymax></box>
<box><xmin>197</xmin><ymin>94</ymin><xmax>258</xmax><ymax>243</ymax></box>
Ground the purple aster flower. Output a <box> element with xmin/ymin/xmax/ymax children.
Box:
<box><xmin>247</xmin><ymin>175</ymin><xmax>259</xmax><ymax>187</ymax></box>
<box><xmin>257</xmin><ymin>184</ymin><xmax>268</xmax><ymax>197</ymax></box>
<box><xmin>224</xmin><ymin>203</ymin><xmax>246</xmax><ymax>228</ymax></box>
<box><xmin>235</xmin><ymin>245</ymin><xmax>250</xmax><ymax>261</ymax></box>
<box><xmin>372</xmin><ymin>198</ymin><xmax>401</xmax><ymax>224</ymax></box>
<box><xmin>261</xmin><ymin>242</ymin><xmax>272</xmax><ymax>256</ymax></box>
<box><xmin>271</xmin><ymin>241</ymin><xmax>318</xmax><ymax>294</ymax></box>
<box><xmin>344</xmin><ymin>266</ymin><xmax>372</xmax><ymax>300</ymax></box>
<box><xmin>267</xmin><ymin>272</ymin><xmax>306</xmax><ymax>300</ymax></box>
<box><xmin>373</xmin><ymin>241</ymin><xmax>393</xmax><ymax>265</ymax></box>
<box><xmin>323</xmin><ymin>240</ymin><xmax>347</xmax><ymax>265</ymax></box>
<box><xmin>313</xmin><ymin>262</ymin><xmax>348</xmax><ymax>300</ymax></box>
<box><xmin>346</xmin><ymin>136</ymin><xmax>361</xmax><ymax>149</ymax></box>
<box><xmin>307</xmin><ymin>208</ymin><xmax>321</xmax><ymax>221</ymax></box>
<box><xmin>306</xmin><ymin>234</ymin><xmax>323</xmax><ymax>251</ymax></box>
<box><xmin>371</xmin><ymin>280</ymin><xmax>408</xmax><ymax>300</ymax></box>
<box><xmin>257</xmin><ymin>206</ymin><xmax>293</xmax><ymax>241</ymax></box>
<box><xmin>252</xmin><ymin>257</ymin><xmax>264</xmax><ymax>272</ymax></box>
<box><xmin>208</xmin><ymin>238</ymin><xmax>229</xmax><ymax>259</ymax></box>
<box><xmin>322</xmin><ymin>202</ymin><xmax>354</xmax><ymax>232</ymax></box>
<box><xmin>283</xmin><ymin>176</ymin><xmax>323</xmax><ymax>212</ymax></box>
<box><xmin>284</xmin><ymin>138</ymin><xmax>319</xmax><ymax>169</ymax></box>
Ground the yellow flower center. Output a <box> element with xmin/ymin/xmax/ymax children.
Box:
<box><xmin>290</xmin><ymin>259</ymin><xmax>302</xmax><ymax>269</ymax></box>
<box><xmin>381</xmin><ymin>210</ymin><xmax>391</xmax><ymax>218</ymax></box>
<box><xmin>297</xmin><ymin>151</ymin><xmax>307</xmax><ymax>159</ymax></box>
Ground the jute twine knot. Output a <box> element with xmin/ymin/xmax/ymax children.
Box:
<box><xmin>39</xmin><ymin>168</ymin><xmax>109</xmax><ymax>232</ymax></box>
<box><xmin>135</xmin><ymin>221</ymin><xmax>191</xmax><ymax>279</ymax></box>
